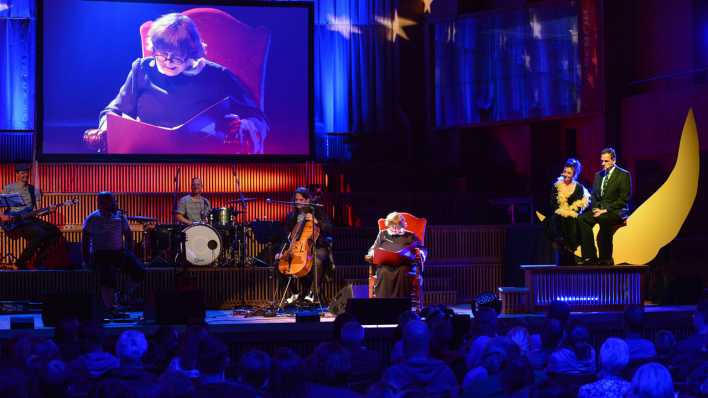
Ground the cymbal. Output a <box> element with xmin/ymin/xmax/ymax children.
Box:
<box><xmin>225</xmin><ymin>198</ymin><xmax>257</xmax><ymax>204</ymax></box>
<box><xmin>127</xmin><ymin>216</ymin><xmax>158</xmax><ymax>222</ymax></box>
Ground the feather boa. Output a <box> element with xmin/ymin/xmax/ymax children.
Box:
<box><xmin>554</xmin><ymin>178</ymin><xmax>590</xmax><ymax>218</ymax></box>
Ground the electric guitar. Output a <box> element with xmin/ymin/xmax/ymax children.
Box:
<box><xmin>1</xmin><ymin>198</ymin><xmax>79</xmax><ymax>233</ymax></box>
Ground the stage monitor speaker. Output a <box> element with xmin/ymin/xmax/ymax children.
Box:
<box><xmin>345</xmin><ymin>298</ymin><xmax>411</xmax><ymax>325</ymax></box>
<box><xmin>296</xmin><ymin>311</ymin><xmax>320</xmax><ymax>323</ymax></box>
<box><xmin>41</xmin><ymin>293</ymin><xmax>100</xmax><ymax>327</ymax></box>
<box><xmin>329</xmin><ymin>284</ymin><xmax>353</xmax><ymax>315</ymax></box>
<box><xmin>152</xmin><ymin>289</ymin><xmax>205</xmax><ymax>325</ymax></box>
<box><xmin>329</xmin><ymin>284</ymin><xmax>370</xmax><ymax>316</ymax></box>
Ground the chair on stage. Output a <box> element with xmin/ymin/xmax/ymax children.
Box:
<box><xmin>368</xmin><ymin>212</ymin><xmax>427</xmax><ymax>311</ymax></box>
<box><xmin>139</xmin><ymin>7</ymin><xmax>271</xmax><ymax>112</ymax></box>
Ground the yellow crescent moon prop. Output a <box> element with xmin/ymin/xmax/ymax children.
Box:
<box><xmin>536</xmin><ymin>109</ymin><xmax>700</xmax><ymax>264</ymax></box>
<box><xmin>612</xmin><ymin>109</ymin><xmax>700</xmax><ymax>264</ymax></box>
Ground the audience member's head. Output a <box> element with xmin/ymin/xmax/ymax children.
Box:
<box><xmin>428</xmin><ymin>315</ymin><xmax>454</xmax><ymax>356</ymax></box>
<box><xmin>158</xmin><ymin>370</ymin><xmax>195</xmax><ymax>398</ymax></box>
<box><xmin>270</xmin><ymin>348</ymin><xmax>307</xmax><ymax>398</ymax></box>
<box><xmin>474</xmin><ymin>307</ymin><xmax>499</xmax><ymax>337</ymax></box>
<box><xmin>177</xmin><ymin>325</ymin><xmax>208</xmax><ymax>371</ymax></box>
<box><xmin>507</xmin><ymin>326</ymin><xmax>530</xmax><ymax>355</ymax></box>
<box><xmin>93</xmin><ymin>378</ymin><xmax>132</xmax><ymax>398</ymax></box>
<box><xmin>310</xmin><ymin>342</ymin><xmax>352</xmax><ymax>386</ymax></box>
<box><xmin>339</xmin><ymin>320</ymin><xmax>365</xmax><ymax>349</ymax></box>
<box><xmin>394</xmin><ymin>310</ymin><xmax>419</xmax><ymax>341</ymax></box>
<box><xmin>654</xmin><ymin>330</ymin><xmax>676</xmax><ymax>358</ymax></box>
<box><xmin>502</xmin><ymin>356</ymin><xmax>534</xmax><ymax>394</ymax></box>
<box><xmin>115</xmin><ymin>330</ymin><xmax>148</xmax><ymax>367</ymax></box>
<box><xmin>26</xmin><ymin>338</ymin><xmax>60</xmax><ymax>372</ymax></box>
<box><xmin>627</xmin><ymin>362</ymin><xmax>674</xmax><ymax>398</ymax></box>
<box><xmin>547</xmin><ymin>300</ymin><xmax>570</xmax><ymax>325</ymax></box>
<box><xmin>333</xmin><ymin>312</ymin><xmax>358</xmax><ymax>341</ymax></box>
<box><xmin>403</xmin><ymin>320</ymin><xmax>431</xmax><ymax>359</ymax></box>
<box><xmin>624</xmin><ymin>305</ymin><xmax>647</xmax><ymax>335</ymax></box>
<box><xmin>481</xmin><ymin>337</ymin><xmax>519</xmax><ymax>375</ymax></box>
<box><xmin>37</xmin><ymin>359</ymin><xmax>68</xmax><ymax>398</ymax></box>
<box><xmin>693</xmin><ymin>298</ymin><xmax>708</xmax><ymax>333</ymax></box>
<box><xmin>238</xmin><ymin>349</ymin><xmax>271</xmax><ymax>391</ymax></box>
<box><xmin>145</xmin><ymin>326</ymin><xmax>179</xmax><ymax>371</ymax></box>
<box><xmin>540</xmin><ymin>318</ymin><xmax>564</xmax><ymax>350</ymax></box>
<box><xmin>566</xmin><ymin>322</ymin><xmax>593</xmax><ymax>361</ymax></box>
<box><xmin>465</xmin><ymin>335</ymin><xmax>491</xmax><ymax>369</ymax></box>
<box><xmin>196</xmin><ymin>335</ymin><xmax>229</xmax><ymax>377</ymax></box>
<box><xmin>599</xmin><ymin>337</ymin><xmax>629</xmax><ymax>376</ymax></box>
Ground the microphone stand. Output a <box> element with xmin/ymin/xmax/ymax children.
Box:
<box><xmin>232</xmin><ymin>164</ymin><xmax>251</xmax><ymax>312</ymax></box>
<box><xmin>172</xmin><ymin>168</ymin><xmax>181</xmax><ymax>225</ymax></box>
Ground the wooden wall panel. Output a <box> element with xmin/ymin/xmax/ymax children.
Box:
<box><xmin>0</xmin><ymin>162</ymin><xmax>323</xmax><ymax>194</ymax></box>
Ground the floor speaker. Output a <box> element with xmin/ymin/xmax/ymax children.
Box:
<box><xmin>152</xmin><ymin>289</ymin><xmax>205</xmax><ymax>325</ymax></box>
<box><xmin>345</xmin><ymin>298</ymin><xmax>411</xmax><ymax>325</ymax></box>
<box><xmin>41</xmin><ymin>293</ymin><xmax>100</xmax><ymax>327</ymax></box>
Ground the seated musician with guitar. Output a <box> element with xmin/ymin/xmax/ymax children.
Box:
<box><xmin>276</xmin><ymin>187</ymin><xmax>333</xmax><ymax>305</ymax></box>
<box><xmin>365</xmin><ymin>212</ymin><xmax>427</xmax><ymax>299</ymax></box>
<box><xmin>1</xmin><ymin>163</ymin><xmax>62</xmax><ymax>268</ymax></box>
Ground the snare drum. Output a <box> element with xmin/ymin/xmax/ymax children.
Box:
<box><xmin>183</xmin><ymin>223</ymin><xmax>222</xmax><ymax>266</ymax></box>
<box><xmin>209</xmin><ymin>207</ymin><xmax>234</xmax><ymax>228</ymax></box>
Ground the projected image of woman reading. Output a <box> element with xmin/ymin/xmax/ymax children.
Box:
<box><xmin>83</xmin><ymin>13</ymin><xmax>269</xmax><ymax>155</ymax></box>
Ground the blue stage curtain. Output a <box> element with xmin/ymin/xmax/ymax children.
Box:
<box><xmin>307</xmin><ymin>0</ymin><xmax>398</xmax><ymax>160</ymax></box>
<box><xmin>0</xmin><ymin>0</ymin><xmax>35</xmax><ymax>131</ymax></box>
<box><xmin>434</xmin><ymin>5</ymin><xmax>581</xmax><ymax>128</ymax></box>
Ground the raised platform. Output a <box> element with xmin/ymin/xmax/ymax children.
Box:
<box><xmin>523</xmin><ymin>264</ymin><xmax>648</xmax><ymax>312</ymax></box>
<box><xmin>0</xmin><ymin>262</ymin><xmax>503</xmax><ymax>308</ymax></box>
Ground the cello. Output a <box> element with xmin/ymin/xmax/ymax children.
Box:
<box><xmin>278</xmin><ymin>205</ymin><xmax>320</xmax><ymax>278</ymax></box>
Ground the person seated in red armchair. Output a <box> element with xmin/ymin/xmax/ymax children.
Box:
<box><xmin>365</xmin><ymin>212</ymin><xmax>426</xmax><ymax>299</ymax></box>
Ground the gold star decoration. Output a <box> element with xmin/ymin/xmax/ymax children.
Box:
<box><xmin>447</xmin><ymin>23</ymin><xmax>456</xmax><ymax>43</ymax></box>
<box><xmin>422</xmin><ymin>0</ymin><xmax>434</xmax><ymax>14</ymax></box>
<box><xmin>326</xmin><ymin>15</ymin><xmax>362</xmax><ymax>39</ymax></box>
<box><xmin>568</xmin><ymin>25</ymin><xmax>578</xmax><ymax>44</ymax></box>
<box><xmin>529</xmin><ymin>14</ymin><xmax>542</xmax><ymax>39</ymax></box>
<box><xmin>376</xmin><ymin>10</ymin><xmax>417</xmax><ymax>42</ymax></box>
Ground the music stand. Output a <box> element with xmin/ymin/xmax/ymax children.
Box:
<box><xmin>0</xmin><ymin>194</ymin><xmax>25</xmax><ymax>208</ymax></box>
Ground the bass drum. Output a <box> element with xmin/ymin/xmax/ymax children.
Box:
<box><xmin>183</xmin><ymin>223</ymin><xmax>222</xmax><ymax>266</ymax></box>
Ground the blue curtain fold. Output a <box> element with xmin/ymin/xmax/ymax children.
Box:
<box><xmin>434</xmin><ymin>5</ymin><xmax>581</xmax><ymax>128</ymax></box>
<box><xmin>0</xmin><ymin>0</ymin><xmax>35</xmax><ymax>131</ymax></box>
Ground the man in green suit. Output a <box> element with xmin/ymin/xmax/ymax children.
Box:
<box><xmin>579</xmin><ymin>148</ymin><xmax>631</xmax><ymax>265</ymax></box>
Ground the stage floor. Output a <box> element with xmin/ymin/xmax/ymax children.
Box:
<box><xmin>0</xmin><ymin>303</ymin><xmax>696</xmax><ymax>339</ymax></box>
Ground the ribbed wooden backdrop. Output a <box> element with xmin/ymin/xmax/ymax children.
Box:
<box><xmin>0</xmin><ymin>162</ymin><xmax>324</xmax><ymax>194</ymax></box>
<box><xmin>0</xmin><ymin>162</ymin><xmax>325</xmax><ymax>223</ymax></box>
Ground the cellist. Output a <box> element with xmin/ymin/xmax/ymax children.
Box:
<box><xmin>276</xmin><ymin>187</ymin><xmax>333</xmax><ymax>305</ymax></box>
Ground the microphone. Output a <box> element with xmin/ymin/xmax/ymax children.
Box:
<box><xmin>266</xmin><ymin>198</ymin><xmax>272</xmax><ymax>203</ymax></box>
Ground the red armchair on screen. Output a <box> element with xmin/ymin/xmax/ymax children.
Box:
<box><xmin>139</xmin><ymin>7</ymin><xmax>271</xmax><ymax>111</ymax></box>
<box><xmin>369</xmin><ymin>212</ymin><xmax>427</xmax><ymax>311</ymax></box>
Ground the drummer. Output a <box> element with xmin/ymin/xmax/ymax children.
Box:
<box><xmin>176</xmin><ymin>177</ymin><xmax>211</xmax><ymax>225</ymax></box>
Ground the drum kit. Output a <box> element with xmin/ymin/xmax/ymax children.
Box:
<box><xmin>132</xmin><ymin>198</ymin><xmax>282</xmax><ymax>268</ymax></box>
